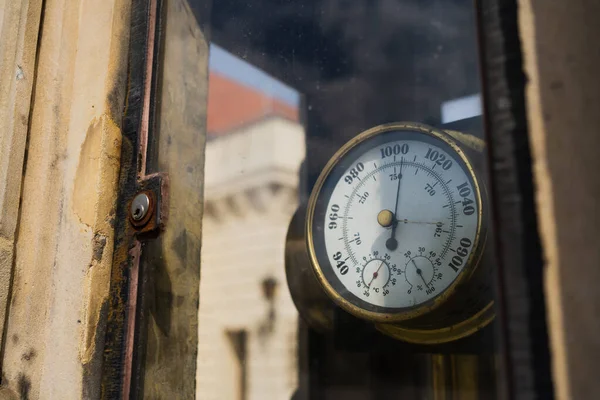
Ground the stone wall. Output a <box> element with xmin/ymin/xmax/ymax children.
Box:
<box><xmin>0</xmin><ymin>0</ymin><xmax>131</xmax><ymax>397</ymax></box>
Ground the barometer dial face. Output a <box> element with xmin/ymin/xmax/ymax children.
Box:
<box><xmin>307</xmin><ymin>123</ymin><xmax>484</xmax><ymax>322</ymax></box>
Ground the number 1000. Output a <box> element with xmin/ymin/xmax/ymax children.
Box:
<box><xmin>380</xmin><ymin>144</ymin><xmax>409</xmax><ymax>159</ymax></box>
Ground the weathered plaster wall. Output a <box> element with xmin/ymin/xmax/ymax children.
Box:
<box><xmin>0</xmin><ymin>0</ymin><xmax>130</xmax><ymax>397</ymax></box>
<box><xmin>0</xmin><ymin>0</ymin><xmax>43</xmax><ymax>347</ymax></box>
<box><xmin>519</xmin><ymin>1</ymin><xmax>600</xmax><ymax>399</ymax></box>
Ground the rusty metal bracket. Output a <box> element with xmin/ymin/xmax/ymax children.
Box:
<box><xmin>127</xmin><ymin>174</ymin><xmax>169</xmax><ymax>235</ymax></box>
<box><xmin>99</xmin><ymin>0</ymin><xmax>166</xmax><ymax>398</ymax></box>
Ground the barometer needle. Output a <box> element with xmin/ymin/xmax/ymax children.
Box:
<box><xmin>386</xmin><ymin>158</ymin><xmax>403</xmax><ymax>250</ymax></box>
<box><xmin>393</xmin><ymin>158</ymin><xmax>403</xmax><ymax>216</ymax></box>
<box><xmin>412</xmin><ymin>259</ymin><xmax>430</xmax><ymax>288</ymax></box>
<box><xmin>398</xmin><ymin>219</ymin><xmax>442</xmax><ymax>226</ymax></box>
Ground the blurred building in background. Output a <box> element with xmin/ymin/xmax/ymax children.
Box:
<box><xmin>196</xmin><ymin>67</ymin><xmax>304</xmax><ymax>400</ymax></box>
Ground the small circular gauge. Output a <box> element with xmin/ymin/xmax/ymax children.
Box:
<box><xmin>403</xmin><ymin>254</ymin><xmax>438</xmax><ymax>299</ymax></box>
<box><xmin>306</xmin><ymin>122</ymin><xmax>487</xmax><ymax>324</ymax></box>
<box><xmin>360</xmin><ymin>257</ymin><xmax>391</xmax><ymax>295</ymax></box>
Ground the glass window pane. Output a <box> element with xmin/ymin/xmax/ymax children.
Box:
<box><xmin>154</xmin><ymin>0</ymin><xmax>506</xmax><ymax>398</ymax></box>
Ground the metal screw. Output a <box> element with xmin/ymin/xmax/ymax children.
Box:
<box><xmin>131</xmin><ymin>193</ymin><xmax>150</xmax><ymax>221</ymax></box>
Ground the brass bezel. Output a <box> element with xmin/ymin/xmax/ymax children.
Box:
<box><xmin>375</xmin><ymin>301</ymin><xmax>495</xmax><ymax>344</ymax></box>
<box><xmin>305</xmin><ymin>122</ymin><xmax>486</xmax><ymax>324</ymax></box>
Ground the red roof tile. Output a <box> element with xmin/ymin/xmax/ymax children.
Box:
<box><xmin>207</xmin><ymin>72</ymin><xmax>299</xmax><ymax>136</ymax></box>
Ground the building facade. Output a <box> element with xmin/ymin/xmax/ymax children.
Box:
<box><xmin>196</xmin><ymin>72</ymin><xmax>304</xmax><ymax>400</ymax></box>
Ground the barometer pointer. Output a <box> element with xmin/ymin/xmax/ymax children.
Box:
<box><xmin>386</xmin><ymin>159</ymin><xmax>403</xmax><ymax>251</ymax></box>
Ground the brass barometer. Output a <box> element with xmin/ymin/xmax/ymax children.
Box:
<box><xmin>302</xmin><ymin>122</ymin><xmax>494</xmax><ymax>344</ymax></box>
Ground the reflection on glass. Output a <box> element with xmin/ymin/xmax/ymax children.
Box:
<box><xmin>198</xmin><ymin>46</ymin><xmax>304</xmax><ymax>400</ymax></box>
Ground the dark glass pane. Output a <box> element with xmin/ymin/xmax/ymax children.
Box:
<box><xmin>150</xmin><ymin>0</ymin><xmax>506</xmax><ymax>398</ymax></box>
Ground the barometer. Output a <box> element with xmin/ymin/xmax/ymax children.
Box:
<box><xmin>305</xmin><ymin>122</ymin><xmax>494</xmax><ymax>343</ymax></box>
